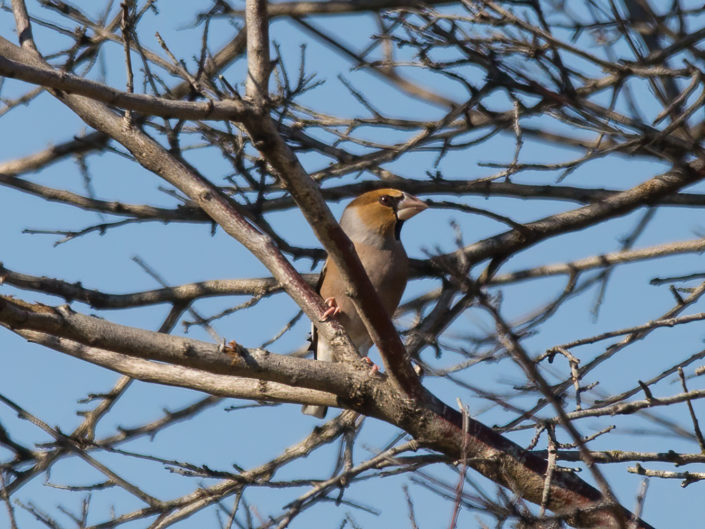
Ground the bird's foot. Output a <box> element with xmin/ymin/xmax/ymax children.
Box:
<box><xmin>220</xmin><ymin>340</ymin><xmax>241</xmax><ymax>366</ymax></box>
<box><xmin>220</xmin><ymin>339</ymin><xmax>239</xmax><ymax>353</ymax></box>
<box><xmin>321</xmin><ymin>297</ymin><xmax>342</xmax><ymax>321</ymax></box>
<box><xmin>362</xmin><ymin>356</ymin><xmax>380</xmax><ymax>375</ymax></box>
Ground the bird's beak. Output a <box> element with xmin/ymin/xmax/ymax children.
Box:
<box><xmin>396</xmin><ymin>193</ymin><xmax>428</xmax><ymax>221</ymax></box>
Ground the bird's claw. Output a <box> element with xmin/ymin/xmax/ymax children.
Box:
<box><xmin>320</xmin><ymin>297</ymin><xmax>342</xmax><ymax>321</ymax></box>
<box><xmin>362</xmin><ymin>356</ymin><xmax>380</xmax><ymax>375</ymax></box>
<box><xmin>221</xmin><ymin>340</ymin><xmax>239</xmax><ymax>354</ymax></box>
<box><xmin>220</xmin><ymin>340</ymin><xmax>241</xmax><ymax>366</ymax></box>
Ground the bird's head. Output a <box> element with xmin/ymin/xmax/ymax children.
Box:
<box><xmin>339</xmin><ymin>188</ymin><xmax>428</xmax><ymax>244</ymax></box>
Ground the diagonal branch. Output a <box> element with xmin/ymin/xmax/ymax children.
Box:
<box><xmin>0</xmin><ymin>295</ymin><xmax>373</xmax><ymax>402</ymax></box>
<box><xmin>241</xmin><ymin>0</ymin><xmax>422</xmax><ymax>397</ymax></box>
<box><xmin>0</xmin><ymin>34</ymin><xmax>360</xmax><ymax>366</ymax></box>
<box><xmin>430</xmin><ymin>165</ymin><xmax>705</xmax><ymax>275</ymax></box>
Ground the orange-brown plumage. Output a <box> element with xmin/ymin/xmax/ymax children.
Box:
<box><xmin>302</xmin><ymin>189</ymin><xmax>427</xmax><ymax>418</ymax></box>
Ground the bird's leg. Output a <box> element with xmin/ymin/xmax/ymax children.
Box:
<box><xmin>362</xmin><ymin>356</ymin><xmax>379</xmax><ymax>374</ymax></box>
<box><xmin>321</xmin><ymin>297</ymin><xmax>342</xmax><ymax>321</ymax></box>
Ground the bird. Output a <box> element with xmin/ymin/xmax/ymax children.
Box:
<box><xmin>302</xmin><ymin>188</ymin><xmax>428</xmax><ymax>418</ymax></box>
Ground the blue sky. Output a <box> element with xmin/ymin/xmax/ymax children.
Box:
<box><xmin>2</xmin><ymin>2</ymin><xmax>705</xmax><ymax>528</ymax></box>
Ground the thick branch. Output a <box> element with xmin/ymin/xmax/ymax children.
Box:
<box><xmin>0</xmin><ymin>296</ymin><xmax>372</xmax><ymax>402</ymax></box>
<box><xmin>14</xmin><ymin>329</ymin><xmax>336</xmax><ymax>407</ymax></box>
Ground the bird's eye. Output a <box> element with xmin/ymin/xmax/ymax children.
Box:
<box><xmin>379</xmin><ymin>195</ymin><xmax>392</xmax><ymax>206</ymax></box>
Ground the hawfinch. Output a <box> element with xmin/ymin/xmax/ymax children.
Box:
<box><xmin>302</xmin><ymin>188</ymin><xmax>428</xmax><ymax>418</ymax></box>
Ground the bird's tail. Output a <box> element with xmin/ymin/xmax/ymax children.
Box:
<box><xmin>301</xmin><ymin>404</ymin><xmax>327</xmax><ymax>418</ymax></box>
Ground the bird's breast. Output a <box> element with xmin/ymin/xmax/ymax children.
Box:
<box><xmin>318</xmin><ymin>241</ymin><xmax>408</xmax><ymax>350</ymax></box>
<box><xmin>354</xmin><ymin>241</ymin><xmax>408</xmax><ymax>316</ymax></box>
